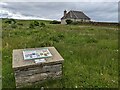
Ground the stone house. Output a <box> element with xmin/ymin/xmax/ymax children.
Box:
<box><xmin>61</xmin><ymin>10</ymin><xmax>91</xmax><ymax>24</ymax></box>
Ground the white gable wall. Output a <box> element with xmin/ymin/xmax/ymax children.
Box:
<box><xmin>61</xmin><ymin>18</ymin><xmax>90</xmax><ymax>24</ymax></box>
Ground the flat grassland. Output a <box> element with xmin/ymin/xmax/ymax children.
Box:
<box><xmin>2</xmin><ymin>19</ymin><xmax>118</xmax><ymax>88</ymax></box>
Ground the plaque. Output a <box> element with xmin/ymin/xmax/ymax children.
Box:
<box><xmin>23</xmin><ymin>48</ymin><xmax>52</xmax><ymax>60</ymax></box>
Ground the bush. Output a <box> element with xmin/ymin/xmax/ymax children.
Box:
<box><xmin>5</xmin><ymin>19</ymin><xmax>16</xmax><ymax>24</ymax></box>
<box><xmin>11</xmin><ymin>24</ymin><xmax>17</xmax><ymax>28</ymax></box>
<box><xmin>29</xmin><ymin>21</ymin><xmax>42</xmax><ymax>29</ymax></box>
<box><xmin>29</xmin><ymin>23</ymin><xmax>34</xmax><ymax>29</ymax></box>
<box><xmin>34</xmin><ymin>21</ymin><xmax>39</xmax><ymax>26</ymax></box>
<box><xmin>66</xmin><ymin>19</ymin><xmax>73</xmax><ymax>24</ymax></box>
<box><xmin>17</xmin><ymin>23</ymin><xmax>23</xmax><ymax>26</ymax></box>
<box><xmin>50</xmin><ymin>20</ymin><xmax>61</xmax><ymax>24</ymax></box>
<box><xmin>40</xmin><ymin>22</ymin><xmax>46</xmax><ymax>27</ymax></box>
<box><xmin>72</xmin><ymin>21</ymin><xmax>81</xmax><ymax>25</ymax></box>
<box><xmin>5</xmin><ymin>20</ymin><xmax>11</xmax><ymax>24</ymax></box>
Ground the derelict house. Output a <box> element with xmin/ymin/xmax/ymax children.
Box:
<box><xmin>61</xmin><ymin>10</ymin><xmax>91</xmax><ymax>24</ymax></box>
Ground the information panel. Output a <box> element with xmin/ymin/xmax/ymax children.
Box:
<box><xmin>23</xmin><ymin>48</ymin><xmax>52</xmax><ymax>60</ymax></box>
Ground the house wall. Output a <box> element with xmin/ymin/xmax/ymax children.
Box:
<box><xmin>61</xmin><ymin>18</ymin><xmax>90</xmax><ymax>24</ymax></box>
<box><xmin>61</xmin><ymin>19</ymin><xmax>67</xmax><ymax>24</ymax></box>
<box><xmin>75</xmin><ymin>19</ymin><xmax>90</xmax><ymax>22</ymax></box>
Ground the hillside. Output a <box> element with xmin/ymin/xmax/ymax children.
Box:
<box><xmin>2</xmin><ymin>19</ymin><xmax>118</xmax><ymax>88</ymax></box>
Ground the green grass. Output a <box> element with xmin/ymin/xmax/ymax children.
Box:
<box><xmin>0</xmin><ymin>60</ymin><xmax>1</xmax><ymax>89</ymax></box>
<box><xmin>2</xmin><ymin>19</ymin><xmax>118</xmax><ymax>88</ymax></box>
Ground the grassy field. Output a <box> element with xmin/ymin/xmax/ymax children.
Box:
<box><xmin>2</xmin><ymin>19</ymin><xmax>118</xmax><ymax>88</ymax></box>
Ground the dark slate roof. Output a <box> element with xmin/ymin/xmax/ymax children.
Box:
<box><xmin>61</xmin><ymin>10</ymin><xmax>90</xmax><ymax>20</ymax></box>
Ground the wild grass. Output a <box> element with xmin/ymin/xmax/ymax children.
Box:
<box><xmin>2</xmin><ymin>19</ymin><xmax>118</xmax><ymax>88</ymax></box>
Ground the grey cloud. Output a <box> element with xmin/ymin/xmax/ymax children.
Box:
<box><xmin>1</xmin><ymin>2</ymin><xmax>118</xmax><ymax>22</ymax></box>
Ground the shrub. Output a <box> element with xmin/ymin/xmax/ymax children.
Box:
<box><xmin>34</xmin><ymin>21</ymin><xmax>39</xmax><ymax>26</ymax></box>
<box><xmin>72</xmin><ymin>21</ymin><xmax>81</xmax><ymax>25</ymax></box>
<box><xmin>11</xmin><ymin>24</ymin><xmax>17</xmax><ymax>28</ymax></box>
<box><xmin>17</xmin><ymin>23</ymin><xmax>23</xmax><ymax>26</ymax></box>
<box><xmin>29</xmin><ymin>23</ymin><xmax>34</xmax><ymax>29</ymax></box>
<box><xmin>12</xmin><ymin>19</ymin><xmax>16</xmax><ymax>24</ymax></box>
<box><xmin>89</xmin><ymin>28</ymin><xmax>94</xmax><ymax>30</ymax></box>
<box><xmin>66</xmin><ymin>19</ymin><xmax>73</xmax><ymax>24</ymax></box>
<box><xmin>5</xmin><ymin>20</ymin><xmax>12</xmax><ymax>24</ymax></box>
<box><xmin>40</xmin><ymin>22</ymin><xmax>46</xmax><ymax>27</ymax></box>
<box><xmin>5</xmin><ymin>19</ymin><xmax>16</xmax><ymax>24</ymax></box>
<box><xmin>50</xmin><ymin>20</ymin><xmax>61</xmax><ymax>24</ymax></box>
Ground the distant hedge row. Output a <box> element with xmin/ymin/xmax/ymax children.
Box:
<box><xmin>50</xmin><ymin>20</ymin><xmax>61</xmax><ymax>24</ymax></box>
<box><xmin>65</xmin><ymin>19</ymin><xmax>118</xmax><ymax>27</ymax></box>
<box><xmin>3</xmin><ymin>18</ymin><xmax>118</xmax><ymax>27</ymax></box>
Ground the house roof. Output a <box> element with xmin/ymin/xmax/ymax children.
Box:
<box><xmin>61</xmin><ymin>10</ymin><xmax>90</xmax><ymax>20</ymax></box>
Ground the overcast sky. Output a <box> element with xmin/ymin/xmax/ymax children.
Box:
<box><xmin>0</xmin><ymin>2</ymin><xmax>118</xmax><ymax>22</ymax></box>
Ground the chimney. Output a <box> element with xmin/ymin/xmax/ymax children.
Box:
<box><xmin>64</xmin><ymin>10</ymin><xmax>67</xmax><ymax>17</ymax></box>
